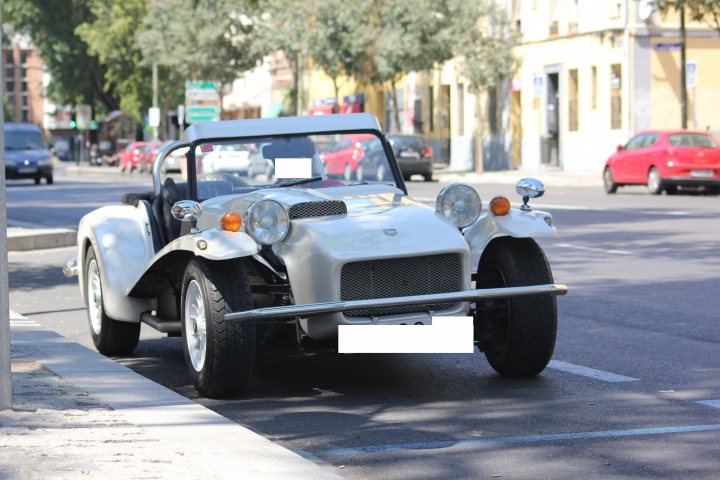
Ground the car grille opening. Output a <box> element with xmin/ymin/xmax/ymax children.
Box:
<box><xmin>341</xmin><ymin>254</ymin><xmax>463</xmax><ymax>317</ymax></box>
<box><xmin>288</xmin><ymin>200</ymin><xmax>347</xmax><ymax>220</ymax></box>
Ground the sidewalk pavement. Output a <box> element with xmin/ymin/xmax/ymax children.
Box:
<box><xmin>1</xmin><ymin>312</ymin><xmax>345</xmax><ymax>480</ymax></box>
<box><xmin>434</xmin><ymin>166</ymin><xmax>603</xmax><ymax>188</ymax></box>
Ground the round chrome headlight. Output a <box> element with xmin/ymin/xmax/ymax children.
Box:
<box><xmin>436</xmin><ymin>183</ymin><xmax>482</xmax><ymax>228</ymax></box>
<box><xmin>245</xmin><ymin>199</ymin><xmax>289</xmax><ymax>245</ymax></box>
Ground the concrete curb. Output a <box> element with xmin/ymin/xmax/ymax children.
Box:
<box><xmin>7</xmin><ymin>227</ymin><xmax>77</xmax><ymax>251</ymax></box>
<box><xmin>8</xmin><ymin>313</ymin><xmax>346</xmax><ymax>479</ymax></box>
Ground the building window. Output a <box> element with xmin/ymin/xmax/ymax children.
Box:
<box><xmin>428</xmin><ymin>86</ymin><xmax>434</xmax><ymax>132</ymax></box>
<box><xmin>457</xmin><ymin>83</ymin><xmax>464</xmax><ymax>136</ymax></box>
<box><xmin>610</xmin><ymin>64</ymin><xmax>622</xmax><ymax>130</ymax></box>
<box><xmin>591</xmin><ymin>66</ymin><xmax>597</xmax><ymax>109</ymax></box>
<box><xmin>549</xmin><ymin>0</ymin><xmax>560</xmax><ymax>36</ymax></box>
<box><xmin>568</xmin><ymin>69</ymin><xmax>579</xmax><ymax>131</ymax></box>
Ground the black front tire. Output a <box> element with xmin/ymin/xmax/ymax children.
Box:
<box><xmin>475</xmin><ymin>237</ymin><xmax>557</xmax><ymax>377</ymax></box>
<box><xmin>84</xmin><ymin>247</ymin><xmax>140</xmax><ymax>356</ymax></box>
<box><xmin>647</xmin><ymin>167</ymin><xmax>664</xmax><ymax>195</ymax></box>
<box><xmin>603</xmin><ymin>167</ymin><xmax>618</xmax><ymax>194</ymax></box>
<box><xmin>45</xmin><ymin>175</ymin><xmax>54</xmax><ymax>185</ymax></box>
<box><xmin>34</xmin><ymin>177</ymin><xmax>41</xmax><ymax>185</ymax></box>
<box><xmin>181</xmin><ymin>259</ymin><xmax>255</xmax><ymax>398</ymax></box>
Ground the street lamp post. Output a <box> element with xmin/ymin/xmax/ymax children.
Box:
<box><xmin>680</xmin><ymin>0</ymin><xmax>688</xmax><ymax>129</ymax></box>
<box><xmin>0</xmin><ymin>11</ymin><xmax>14</xmax><ymax>410</ymax></box>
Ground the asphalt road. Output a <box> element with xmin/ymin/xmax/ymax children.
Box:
<box><xmin>6</xmin><ymin>169</ymin><xmax>720</xmax><ymax>479</ymax></box>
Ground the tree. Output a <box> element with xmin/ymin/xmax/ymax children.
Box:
<box><xmin>138</xmin><ymin>0</ymin><xmax>261</xmax><ymax>111</ymax></box>
<box><xmin>371</xmin><ymin>0</ymin><xmax>455</xmax><ymax>131</ymax></box>
<box><xmin>1</xmin><ymin>0</ymin><xmax>119</xmax><ymax>112</ymax></box>
<box><xmin>254</xmin><ymin>0</ymin><xmax>317</xmax><ymax>115</ymax></box>
<box><xmin>657</xmin><ymin>0</ymin><xmax>720</xmax><ymax>34</ymax></box>
<box><xmin>308</xmin><ymin>0</ymin><xmax>375</xmax><ymax>108</ymax></box>
<box><xmin>76</xmin><ymin>0</ymin><xmax>153</xmax><ymax>122</ymax></box>
<box><xmin>449</xmin><ymin>1</ymin><xmax>518</xmax><ymax>95</ymax></box>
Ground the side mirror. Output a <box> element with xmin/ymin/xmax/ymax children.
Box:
<box><xmin>516</xmin><ymin>178</ymin><xmax>545</xmax><ymax>212</ymax></box>
<box><xmin>171</xmin><ymin>200</ymin><xmax>202</xmax><ymax>222</ymax></box>
<box><xmin>616</xmin><ymin>144</ymin><xmax>623</xmax><ymax>152</ymax></box>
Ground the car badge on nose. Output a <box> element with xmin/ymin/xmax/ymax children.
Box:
<box><xmin>383</xmin><ymin>228</ymin><xmax>398</xmax><ymax>236</ymax></box>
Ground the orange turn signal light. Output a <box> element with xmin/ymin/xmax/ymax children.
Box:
<box><xmin>221</xmin><ymin>212</ymin><xmax>242</xmax><ymax>232</ymax></box>
<box><xmin>490</xmin><ymin>196</ymin><xmax>511</xmax><ymax>216</ymax></box>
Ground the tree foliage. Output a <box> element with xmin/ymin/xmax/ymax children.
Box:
<box><xmin>76</xmin><ymin>0</ymin><xmax>153</xmax><ymax>121</ymax></box>
<box><xmin>308</xmin><ymin>0</ymin><xmax>375</xmax><ymax>104</ymax></box>
<box><xmin>657</xmin><ymin>0</ymin><xmax>720</xmax><ymax>34</ymax></box>
<box><xmin>138</xmin><ymin>0</ymin><xmax>261</xmax><ymax>91</ymax></box>
<box><xmin>253</xmin><ymin>0</ymin><xmax>316</xmax><ymax>114</ymax></box>
<box><xmin>1</xmin><ymin>0</ymin><xmax>118</xmax><ymax>111</ymax></box>
<box><xmin>449</xmin><ymin>0</ymin><xmax>518</xmax><ymax>94</ymax></box>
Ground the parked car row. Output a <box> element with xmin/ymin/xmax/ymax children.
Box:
<box><xmin>320</xmin><ymin>133</ymin><xmax>433</xmax><ymax>182</ymax></box>
<box><xmin>604</xmin><ymin>129</ymin><xmax>720</xmax><ymax>195</ymax></box>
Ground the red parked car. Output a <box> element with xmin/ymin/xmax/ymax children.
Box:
<box><xmin>119</xmin><ymin>141</ymin><xmax>149</xmax><ymax>173</ymax></box>
<box><xmin>320</xmin><ymin>134</ymin><xmax>376</xmax><ymax>180</ymax></box>
<box><xmin>603</xmin><ymin>130</ymin><xmax>720</xmax><ymax>194</ymax></box>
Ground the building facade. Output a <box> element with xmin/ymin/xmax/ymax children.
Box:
<box><xmin>510</xmin><ymin>0</ymin><xmax>720</xmax><ymax>172</ymax></box>
<box><xmin>2</xmin><ymin>34</ymin><xmax>46</xmax><ymax>128</ymax></box>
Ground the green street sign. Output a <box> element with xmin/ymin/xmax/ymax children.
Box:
<box><xmin>185</xmin><ymin>81</ymin><xmax>221</xmax><ymax>124</ymax></box>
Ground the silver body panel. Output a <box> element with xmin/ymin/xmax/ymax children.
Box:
<box><xmin>73</xmin><ymin>114</ymin><xmax>562</xmax><ymax>337</ymax></box>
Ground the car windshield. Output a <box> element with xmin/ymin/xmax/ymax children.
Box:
<box><xmin>168</xmin><ymin>131</ymin><xmax>396</xmax><ymax>200</ymax></box>
<box><xmin>5</xmin><ymin>131</ymin><xmax>46</xmax><ymax>150</ymax></box>
<box><xmin>668</xmin><ymin>133</ymin><xmax>717</xmax><ymax>148</ymax></box>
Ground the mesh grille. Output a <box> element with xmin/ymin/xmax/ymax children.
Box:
<box><xmin>341</xmin><ymin>254</ymin><xmax>463</xmax><ymax>317</ymax></box>
<box><xmin>288</xmin><ymin>200</ymin><xmax>347</xmax><ymax>220</ymax></box>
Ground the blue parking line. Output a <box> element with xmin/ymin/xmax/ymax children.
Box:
<box><xmin>314</xmin><ymin>424</ymin><xmax>720</xmax><ymax>457</ymax></box>
<box><xmin>696</xmin><ymin>400</ymin><xmax>720</xmax><ymax>409</ymax></box>
<box><xmin>547</xmin><ymin>360</ymin><xmax>640</xmax><ymax>382</ymax></box>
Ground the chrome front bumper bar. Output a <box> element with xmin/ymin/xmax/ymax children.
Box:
<box><xmin>225</xmin><ymin>283</ymin><xmax>568</xmax><ymax>322</ymax></box>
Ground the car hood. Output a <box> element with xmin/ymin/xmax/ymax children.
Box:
<box><xmin>4</xmin><ymin>148</ymin><xmax>51</xmax><ymax>166</ymax></box>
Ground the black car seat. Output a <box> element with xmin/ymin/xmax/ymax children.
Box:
<box><xmin>161</xmin><ymin>177</ymin><xmax>188</xmax><ymax>242</ymax></box>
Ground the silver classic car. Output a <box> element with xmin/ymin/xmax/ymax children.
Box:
<box><xmin>64</xmin><ymin>113</ymin><xmax>567</xmax><ymax>398</ymax></box>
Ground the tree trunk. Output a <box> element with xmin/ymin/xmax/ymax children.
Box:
<box><xmin>390</xmin><ymin>78</ymin><xmax>401</xmax><ymax>133</ymax></box>
<box><xmin>332</xmin><ymin>76</ymin><xmax>340</xmax><ymax>112</ymax></box>
<box><xmin>289</xmin><ymin>52</ymin><xmax>299</xmax><ymax>116</ymax></box>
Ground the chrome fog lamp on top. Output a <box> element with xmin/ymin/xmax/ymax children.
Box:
<box><xmin>436</xmin><ymin>183</ymin><xmax>482</xmax><ymax>228</ymax></box>
<box><xmin>245</xmin><ymin>199</ymin><xmax>290</xmax><ymax>245</ymax></box>
<box><xmin>516</xmin><ymin>178</ymin><xmax>545</xmax><ymax>211</ymax></box>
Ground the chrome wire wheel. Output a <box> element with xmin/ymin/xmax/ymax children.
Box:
<box><xmin>87</xmin><ymin>258</ymin><xmax>103</xmax><ymax>336</ymax></box>
<box><xmin>184</xmin><ymin>280</ymin><xmax>207</xmax><ymax>372</ymax></box>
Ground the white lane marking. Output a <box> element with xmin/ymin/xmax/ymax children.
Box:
<box><xmin>547</xmin><ymin>360</ymin><xmax>640</xmax><ymax>382</ymax></box>
<box><xmin>554</xmin><ymin>242</ymin><xmax>633</xmax><ymax>256</ymax></box>
<box><xmin>696</xmin><ymin>400</ymin><xmax>720</xmax><ymax>409</ymax></box>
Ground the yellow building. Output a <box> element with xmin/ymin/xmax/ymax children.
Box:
<box><xmin>509</xmin><ymin>0</ymin><xmax>720</xmax><ymax>172</ymax></box>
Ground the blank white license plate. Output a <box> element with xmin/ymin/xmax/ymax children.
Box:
<box><xmin>400</xmin><ymin>151</ymin><xmax>420</xmax><ymax>159</ymax></box>
<box><xmin>17</xmin><ymin>167</ymin><xmax>37</xmax><ymax>174</ymax></box>
<box><xmin>690</xmin><ymin>170</ymin><xmax>713</xmax><ymax>178</ymax></box>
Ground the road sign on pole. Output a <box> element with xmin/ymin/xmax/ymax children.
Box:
<box><xmin>76</xmin><ymin>104</ymin><xmax>92</xmax><ymax>130</ymax></box>
<box><xmin>686</xmin><ymin>60</ymin><xmax>697</xmax><ymax>88</ymax></box>
<box><xmin>148</xmin><ymin>107</ymin><xmax>161</xmax><ymax>128</ymax></box>
<box><xmin>185</xmin><ymin>81</ymin><xmax>221</xmax><ymax>123</ymax></box>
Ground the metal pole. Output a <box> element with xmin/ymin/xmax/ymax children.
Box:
<box><xmin>680</xmin><ymin>0</ymin><xmax>688</xmax><ymax>129</ymax></box>
<box><xmin>152</xmin><ymin>62</ymin><xmax>159</xmax><ymax>141</ymax></box>
<box><xmin>0</xmin><ymin>13</ymin><xmax>14</xmax><ymax>409</ymax></box>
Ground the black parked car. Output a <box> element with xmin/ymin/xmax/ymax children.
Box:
<box><xmin>357</xmin><ymin>134</ymin><xmax>433</xmax><ymax>182</ymax></box>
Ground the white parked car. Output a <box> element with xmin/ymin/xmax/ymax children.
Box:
<box><xmin>64</xmin><ymin>114</ymin><xmax>567</xmax><ymax>398</ymax></box>
<box><xmin>200</xmin><ymin>144</ymin><xmax>252</xmax><ymax>175</ymax></box>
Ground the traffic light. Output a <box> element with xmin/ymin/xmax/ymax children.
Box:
<box><xmin>70</xmin><ymin>120</ymin><xmax>77</xmax><ymax>129</ymax></box>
